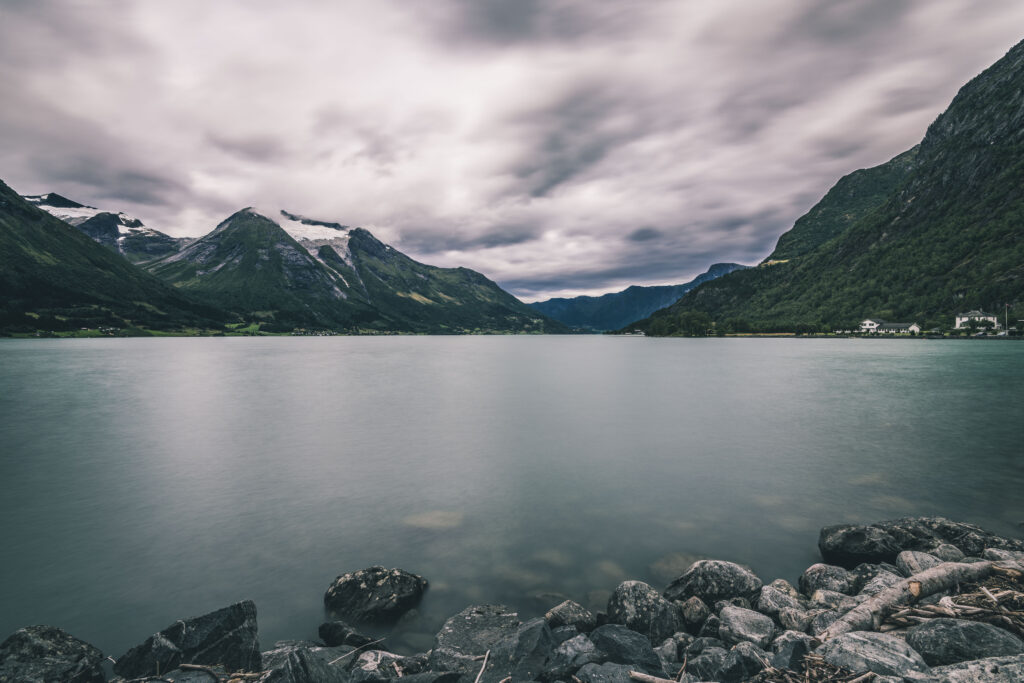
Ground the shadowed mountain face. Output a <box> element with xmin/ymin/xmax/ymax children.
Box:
<box><xmin>631</xmin><ymin>38</ymin><xmax>1024</xmax><ymax>334</ymax></box>
<box><xmin>528</xmin><ymin>263</ymin><xmax>748</xmax><ymax>331</ymax></box>
<box><xmin>144</xmin><ymin>209</ymin><xmax>566</xmax><ymax>334</ymax></box>
<box><xmin>25</xmin><ymin>193</ymin><xmax>186</xmax><ymax>263</ymax></box>
<box><xmin>0</xmin><ymin>182</ymin><xmax>227</xmax><ymax>333</ymax></box>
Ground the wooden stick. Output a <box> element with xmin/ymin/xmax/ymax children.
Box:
<box><xmin>473</xmin><ymin>649</ymin><xmax>490</xmax><ymax>683</ymax></box>
<box><xmin>848</xmin><ymin>672</ymin><xmax>876</xmax><ymax>683</ymax></box>
<box><xmin>628</xmin><ymin>671</ymin><xmax>678</xmax><ymax>683</ymax></box>
<box><xmin>328</xmin><ymin>637</ymin><xmax>387</xmax><ymax>665</ymax></box>
<box><xmin>821</xmin><ymin>561</ymin><xmax>995</xmax><ymax>639</ymax></box>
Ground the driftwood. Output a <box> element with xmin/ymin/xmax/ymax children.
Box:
<box><xmin>821</xmin><ymin>561</ymin><xmax>995</xmax><ymax>639</ymax></box>
<box><xmin>473</xmin><ymin>649</ymin><xmax>491</xmax><ymax>683</ymax></box>
<box><xmin>628</xmin><ymin>672</ymin><xmax>678</xmax><ymax>683</ymax></box>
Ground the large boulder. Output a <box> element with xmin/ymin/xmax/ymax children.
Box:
<box><xmin>816</xmin><ymin>631</ymin><xmax>930</xmax><ymax>677</ymax></box>
<box><xmin>927</xmin><ymin>653</ymin><xmax>1024</xmax><ymax>681</ymax></box>
<box><xmin>0</xmin><ymin>625</ymin><xmax>106</xmax><ymax>683</ymax></box>
<box><xmin>906</xmin><ymin>618</ymin><xmax>1024</xmax><ymax>666</ymax></box>
<box><xmin>428</xmin><ymin>606</ymin><xmax>553</xmax><ymax>683</ymax></box>
<box><xmin>819</xmin><ymin>517</ymin><xmax>1024</xmax><ymax>568</ymax></box>
<box><xmin>324</xmin><ymin>567</ymin><xmax>428</xmax><ymax>624</ymax></box>
<box><xmin>717</xmin><ymin>605</ymin><xmax>774</xmax><ymax>649</ymax></box>
<box><xmin>114</xmin><ymin>600</ymin><xmax>261</xmax><ymax>679</ymax></box>
<box><xmin>606</xmin><ymin>581</ymin><xmax>683</xmax><ymax>643</ymax></box>
<box><xmin>664</xmin><ymin>560</ymin><xmax>763</xmax><ymax>605</ymax></box>
<box><xmin>588</xmin><ymin>624</ymin><xmax>665</xmax><ymax>676</ymax></box>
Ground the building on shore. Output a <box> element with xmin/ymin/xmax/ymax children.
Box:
<box><xmin>955</xmin><ymin>310</ymin><xmax>1000</xmax><ymax>329</ymax></box>
<box><xmin>859</xmin><ymin>319</ymin><xmax>921</xmax><ymax>334</ymax></box>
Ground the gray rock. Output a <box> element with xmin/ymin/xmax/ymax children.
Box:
<box><xmin>697</xmin><ymin>614</ymin><xmax>720</xmax><ymax>639</ymax></box>
<box><xmin>664</xmin><ymin>560</ymin><xmax>763</xmax><ymax>605</ymax></box>
<box><xmin>926</xmin><ymin>653</ymin><xmax>1024</xmax><ymax>681</ymax></box>
<box><xmin>982</xmin><ymin>548</ymin><xmax>1024</xmax><ymax>561</ymax></box>
<box><xmin>850</xmin><ymin>563</ymin><xmax>903</xmax><ymax>593</ymax></box>
<box><xmin>114</xmin><ymin>600</ymin><xmax>261</xmax><ymax>679</ymax></box>
<box><xmin>810</xmin><ymin>589</ymin><xmax>858</xmax><ymax>611</ymax></box>
<box><xmin>932</xmin><ymin>544</ymin><xmax>966</xmax><ymax>562</ymax></box>
<box><xmin>324</xmin><ymin>567</ymin><xmax>428</xmax><ymax>624</ymax></box>
<box><xmin>778</xmin><ymin>607</ymin><xmax>812</xmax><ymax>633</ymax></box>
<box><xmin>606</xmin><ymin>581</ymin><xmax>683</xmax><ymax>643</ymax></box>
<box><xmin>859</xmin><ymin>570</ymin><xmax>904</xmax><ymax>596</ymax></box>
<box><xmin>717</xmin><ymin>605</ymin><xmax>774</xmax><ymax>649</ymax></box>
<box><xmin>808</xmin><ymin>609</ymin><xmax>841</xmax><ymax>637</ymax></box>
<box><xmin>427</xmin><ymin>604</ymin><xmax>519</xmax><ymax>678</ymax></box>
<box><xmin>685</xmin><ymin>636</ymin><xmax>726</xmax><ymax>656</ymax></box>
<box><xmin>897</xmin><ymin>550</ymin><xmax>943</xmax><ymax>576</ymax></box>
<box><xmin>770</xmin><ymin>630</ymin><xmax>815</xmax><ymax>671</ymax></box>
<box><xmin>574</xmin><ymin>661</ymin><xmax>636</xmax><ymax>683</ymax></box>
<box><xmin>545</xmin><ymin>600</ymin><xmax>596</xmax><ymax>633</ymax></box>
<box><xmin>817</xmin><ymin>631</ymin><xmax>930</xmax><ymax>677</ymax></box>
<box><xmin>496</xmin><ymin>617</ymin><xmax>555</xmax><ymax>683</ymax></box>
<box><xmin>679</xmin><ymin>596</ymin><xmax>709</xmax><ymax>632</ymax></box>
<box><xmin>714</xmin><ymin>597</ymin><xmax>752</xmax><ymax>612</ymax></box>
<box><xmin>756</xmin><ymin>585</ymin><xmax>803</xmax><ymax>623</ymax></box>
<box><xmin>718</xmin><ymin>641</ymin><xmax>770</xmax><ymax>682</ymax></box>
<box><xmin>799</xmin><ymin>563</ymin><xmax>854</xmax><ymax>596</ymax></box>
<box><xmin>906</xmin><ymin>618</ymin><xmax>1024</xmax><ymax>666</ymax></box>
<box><xmin>768</xmin><ymin>578</ymin><xmax>801</xmax><ymax>600</ymax></box>
<box><xmin>0</xmin><ymin>625</ymin><xmax>105</xmax><ymax>683</ymax></box>
<box><xmin>685</xmin><ymin>646</ymin><xmax>728</xmax><ymax>681</ymax></box>
<box><xmin>818</xmin><ymin>517</ymin><xmax>1024</xmax><ymax>568</ymax></box>
<box><xmin>652</xmin><ymin>632</ymin><xmax>692</xmax><ymax>672</ymax></box>
<box><xmin>551</xmin><ymin>625</ymin><xmax>581</xmax><ymax>645</ymax></box>
<box><xmin>318</xmin><ymin>620</ymin><xmax>374</xmax><ymax>648</ymax></box>
<box><xmin>588</xmin><ymin>624</ymin><xmax>664</xmax><ymax>676</ymax></box>
<box><xmin>349</xmin><ymin>650</ymin><xmax>404</xmax><ymax>683</ymax></box>
<box><xmin>256</xmin><ymin>641</ymin><xmax>352</xmax><ymax>683</ymax></box>
<box><xmin>541</xmin><ymin>633</ymin><xmax>604</xmax><ymax>682</ymax></box>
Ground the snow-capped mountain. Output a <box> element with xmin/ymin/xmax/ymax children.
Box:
<box><xmin>23</xmin><ymin>193</ymin><xmax>185</xmax><ymax>263</ymax></box>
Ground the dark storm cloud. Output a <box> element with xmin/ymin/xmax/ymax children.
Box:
<box><xmin>423</xmin><ymin>0</ymin><xmax>627</xmax><ymax>47</ymax></box>
<box><xmin>786</xmin><ymin>0</ymin><xmax>912</xmax><ymax>44</ymax></box>
<box><xmin>207</xmin><ymin>133</ymin><xmax>289</xmax><ymax>163</ymax></box>
<box><xmin>627</xmin><ymin>227</ymin><xmax>663</xmax><ymax>242</ymax></box>
<box><xmin>398</xmin><ymin>224</ymin><xmax>540</xmax><ymax>253</ymax></box>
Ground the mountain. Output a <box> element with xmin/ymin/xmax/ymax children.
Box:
<box><xmin>24</xmin><ymin>192</ymin><xmax>186</xmax><ymax>263</ymax></box>
<box><xmin>630</xmin><ymin>38</ymin><xmax>1024</xmax><ymax>335</ymax></box>
<box><xmin>528</xmin><ymin>263</ymin><xmax>748</xmax><ymax>331</ymax></box>
<box><xmin>145</xmin><ymin>208</ymin><xmax>565</xmax><ymax>334</ymax></box>
<box><xmin>0</xmin><ymin>182</ymin><xmax>228</xmax><ymax>334</ymax></box>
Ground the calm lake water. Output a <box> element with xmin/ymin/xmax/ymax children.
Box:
<box><xmin>1</xmin><ymin>336</ymin><xmax>1021</xmax><ymax>656</ymax></box>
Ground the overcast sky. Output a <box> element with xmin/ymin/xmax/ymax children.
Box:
<box><xmin>3</xmin><ymin>1</ymin><xmax>1023</xmax><ymax>300</ymax></box>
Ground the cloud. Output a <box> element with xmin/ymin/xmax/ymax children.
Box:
<box><xmin>3</xmin><ymin>0</ymin><xmax>1023</xmax><ymax>300</ymax></box>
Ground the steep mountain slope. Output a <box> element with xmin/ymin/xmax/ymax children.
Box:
<box><xmin>24</xmin><ymin>192</ymin><xmax>185</xmax><ymax>263</ymax></box>
<box><xmin>0</xmin><ymin>182</ymin><xmax>228</xmax><ymax>333</ymax></box>
<box><xmin>632</xmin><ymin>38</ymin><xmax>1024</xmax><ymax>334</ymax></box>
<box><xmin>146</xmin><ymin>209</ymin><xmax>565</xmax><ymax>333</ymax></box>
<box><xmin>528</xmin><ymin>263</ymin><xmax>748</xmax><ymax>331</ymax></box>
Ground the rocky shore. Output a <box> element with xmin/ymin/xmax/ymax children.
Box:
<box><xmin>3</xmin><ymin>517</ymin><xmax>1024</xmax><ymax>683</ymax></box>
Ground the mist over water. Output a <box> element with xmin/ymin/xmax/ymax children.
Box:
<box><xmin>1</xmin><ymin>336</ymin><xmax>1021</xmax><ymax>655</ymax></box>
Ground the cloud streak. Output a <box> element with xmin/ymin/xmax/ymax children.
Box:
<box><xmin>2</xmin><ymin>0</ymin><xmax>1022</xmax><ymax>299</ymax></box>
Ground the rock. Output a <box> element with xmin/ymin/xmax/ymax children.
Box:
<box><xmin>427</xmin><ymin>604</ymin><xmax>519</xmax><ymax>677</ymax></box>
<box><xmin>114</xmin><ymin>600</ymin><xmax>261</xmax><ymax>679</ymax></box>
<box><xmin>778</xmin><ymin>607</ymin><xmax>812</xmax><ymax>633</ymax></box>
<box><xmin>652</xmin><ymin>632</ymin><xmax>692</xmax><ymax>672</ymax></box>
<box><xmin>663</xmin><ymin>560</ymin><xmax>763</xmax><ymax>605</ymax></box>
<box><xmin>685</xmin><ymin>646</ymin><xmax>729</xmax><ymax>681</ymax></box>
<box><xmin>0</xmin><ymin>625</ymin><xmax>105</xmax><ymax>683</ymax></box>
<box><xmin>816</xmin><ymin>631</ymin><xmax>930</xmax><ymax>677</ymax></box>
<box><xmin>551</xmin><ymin>625</ymin><xmax>581</xmax><ymax>645</ymax></box>
<box><xmin>799</xmin><ymin>563</ymin><xmax>854</xmax><ymax>596</ymax></box>
<box><xmin>349</xmin><ymin>650</ymin><xmax>404</xmax><ymax>683</ymax></box>
<box><xmin>697</xmin><ymin>614</ymin><xmax>720</xmax><ymax>639</ymax></box>
<box><xmin>756</xmin><ymin>585</ymin><xmax>803</xmax><ymax>623</ymax></box>
<box><xmin>905</xmin><ymin>618</ymin><xmax>1024</xmax><ymax>666</ymax></box>
<box><xmin>496</xmin><ymin>617</ymin><xmax>555</xmax><ymax>683</ymax></box>
<box><xmin>808</xmin><ymin>609</ymin><xmax>841</xmax><ymax>637</ymax></box>
<box><xmin>685</xmin><ymin>636</ymin><xmax>727</xmax><ymax>656</ymax></box>
<box><xmin>574</xmin><ymin>661</ymin><xmax>636</xmax><ymax>683</ymax></box>
<box><xmin>540</xmin><ymin>633</ymin><xmax>604</xmax><ymax>682</ymax></box>
<box><xmin>163</xmin><ymin>666</ymin><xmax>235</xmax><ymax>682</ymax></box>
<box><xmin>718</xmin><ymin>641</ymin><xmax>770</xmax><ymax>682</ymax></box>
<box><xmin>897</xmin><ymin>550</ymin><xmax>943</xmax><ymax>576</ymax></box>
<box><xmin>324</xmin><ymin>567</ymin><xmax>428</xmax><ymax>624</ymax></box>
<box><xmin>927</xmin><ymin>653</ymin><xmax>1024</xmax><ymax>681</ymax></box>
<box><xmin>769</xmin><ymin>578</ymin><xmax>801</xmax><ymax>600</ymax></box>
<box><xmin>932</xmin><ymin>544</ymin><xmax>966</xmax><ymax>562</ymax></box>
<box><xmin>982</xmin><ymin>548</ymin><xmax>1024</xmax><ymax>561</ymax></box>
<box><xmin>256</xmin><ymin>641</ymin><xmax>352</xmax><ymax>683</ymax></box>
<box><xmin>849</xmin><ymin>562</ymin><xmax>903</xmax><ymax>593</ymax></box>
<box><xmin>588</xmin><ymin>624</ymin><xmax>664</xmax><ymax>676</ymax></box>
<box><xmin>859</xmin><ymin>570</ymin><xmax>904</xmax><ymax>596</ymax></box>
<box><xmin>388</xmin><ymin>675</ymin><xmax>462</xmax><ymax>683</ymax></box>
<box><xmin>714</xmin><ymin>597</ymin><xmax>752</xmax><ymax>612</ymax></box>
<box><xmin>810</xmin><ymin>589</ymin><xmax>858</xmax><ymax>611</ymax></box>
<box><xmin>770</xmin><ymin>630</ymin><xmax>815</xmax><ymax>671</ymax></box>
<box><xmin>545</xmin><ymin>600</ymin><xmax>596</xmax><ymax>633</ymax></box>
<box><xmin>717</xmin><ymin>605</ymin><xmax>774</xmax><ymax>649</ymax></box>
<box><xmin>606</xmin><ymin>581</ymin><xmax>683</xmax><ymax>643</ymax></box>
<box><xmin>818</xmin><ymin>517</ymin><xmax>1024</xmax><ymax>568</ymax></box>
<box><xmin>318</xmin><ymin>620</ymin><xmax>374</xmax><ymax>648</ymax></box>
<box><xmin>679</xmin><ymin>596</ymin><xmax>709</xmax><ymax>632</ymax></box>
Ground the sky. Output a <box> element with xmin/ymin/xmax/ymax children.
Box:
<box><xmin>3</xmin><ymin>1</ymin><xmax>1024</xmax><ymax>301</ymax></box>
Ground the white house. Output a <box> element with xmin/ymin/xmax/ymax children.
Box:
<box><xmin>859</xmin><ymin>319</ymin><xmax>920</xmax><ymax>334</ymax></box>
<box><xmin>955</xmin><ymin>310</ymin><xmax>1000</xmax><ymax>329</ymax></box>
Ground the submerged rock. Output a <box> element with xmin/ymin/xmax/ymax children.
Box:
<box><xmin>114</xmin><ymin>600</ymin><xmax>261</xmax><ymax>679</ymax></box>
<box><xmin>906</xmin><ymin>618</ymin><xmax>1024</xmax><ymax>666</ymax></box>
<box><xmin>0</xmin><ymin>625</ymin><xmax>105</xmax><ymax>683</ymax></box>
<box><xmin>664</xmin><ymin>560</ymin><xmax>763</xmax><ymax>605</ymax></box>
<box><xmin>816</xmin><ymin>631</ymin><xmax>930</xmax><ymax>677</ymax></box>
<box><xmin>324</xmin><ymin>567</ymin><xmax>428</xmax><ymax>624</ymax></box>
<box><xmin>606</xmin><ymin>580</ymin><xmax>683</xmax><ymax>643</ymax></box>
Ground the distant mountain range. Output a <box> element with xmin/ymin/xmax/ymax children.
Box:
<box><xmin>629</xmin><ymin>37</ymin><xmax>1024</xmax><ymax>335</ymax></box>
<box><xmin>528</xmin><ymin>262</ymin><xmax>748</xmax><ymax>331</ymax></box>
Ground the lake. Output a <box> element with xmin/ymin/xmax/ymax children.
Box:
<box><xmin>0</xmin><ymin>336</ymin><xmax>1021</xmax><ymax>656</ymax></box>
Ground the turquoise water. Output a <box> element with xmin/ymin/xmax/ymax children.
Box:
<box><xmin>0</xmin><ymin>336</ymin><xmax>1021</xmax><ymax>656</ymax></box>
